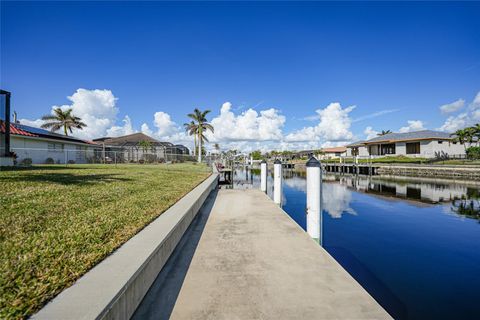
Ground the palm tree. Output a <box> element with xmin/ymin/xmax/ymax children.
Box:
<box><xmin>184</xmin><ymin>121</ymin><xmax>198</xmax><ymax>156</ymax></box>
<box><xmin>41</xmin><ymin>107</ymin><xmax>86</xmax><ymax>136</ymax></box>
<box><xmin>187</xmin><ymin>108</ymin><xmax>214</xmax><ymax>163</ymax></box>
<box><xmin>377</xmin><ymin>130</ymin><xmax>392</xmax><ymax>136</ymax></box>
<box><xmin>471</xmin><ymin>123</ymin><xmax>480</xmax><ymax>146</ymax></box>
<box><xmin>451</xmin><ymin>129</ymin><xmax>468</xmax><ymax>151</ymax></box>
<box><xmin>214</xmin><ymin>143</ymin><xmax>220</xmax><ymax>152</ymax></box>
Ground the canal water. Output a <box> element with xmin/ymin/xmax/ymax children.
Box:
<box><xmin>233</xmin><ymin>167</ymin><xmax>480</xmax><ymax>320</ymax></box>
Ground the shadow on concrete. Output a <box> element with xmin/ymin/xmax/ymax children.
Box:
<box><xmin>132</xmin><ymin>188</ymin><xmax>218</xmax><ymax>320</ymax></box>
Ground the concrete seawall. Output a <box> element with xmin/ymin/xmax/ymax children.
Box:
<box><xmin>377</xmin><ymin>164</ymin><xmax>480</xmax><ymax>178</ymax></box>
<box><xmin>33</xmin><ymin>173</ymin><xmax>218</xmax><ymax>320</ymax></box>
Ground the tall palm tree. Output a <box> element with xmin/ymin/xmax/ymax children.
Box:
<box><xmin>451</xmin><ymin>129</ymin><xmax>468</xmax><ymax>151</ymax></box>
<box><xmin>41</xmin><ymin>107</ymin><xmax>86</xmax><ymax>136</ymax></box>
<box><xmin>471</xmin><ymin>123</ymin><xmax>480</xmax><ymax>146</ymax></box>
<box><xmin>187</xmin><ymin>108</ymin><xmax>214</xmax><ymax>163</ymax></box>
<box><xmin>184</xmin><ymin>121</ymin><xmax>198</xmax><ymax>156</ymax></box>
<box><xmin>377</xmin><ymin>130</ymin><xmax>392</xmax><ymax>136</ymax></box>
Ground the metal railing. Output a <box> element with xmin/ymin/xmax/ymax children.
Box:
<box><xmin>7</xmin><ymin>147</ymin><xmax>217</xmax><ymax>168</ymax></box>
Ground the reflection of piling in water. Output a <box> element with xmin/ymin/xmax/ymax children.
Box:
<box><xmin>260</xmin><ymin>160</ymin><xmax>267</xmax><ymax>193</ymax></box>
<box><xmin>306</xmin><ymin>157</ymin><xmax>322</xmax><ymax>243</ymax></box>
<box><xmin>274</xmin><ymin>159</ymin><xmax>282</xmax><ymax>205</ymax></box>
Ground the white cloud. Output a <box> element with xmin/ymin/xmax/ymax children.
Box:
<box><xmin>364</xmin><ymin>126</ymin><xmax>378</xmax><ymax>139</ymax></box>
<box><xmin>106</xmin><ymin>115</ymin><xmax>136</xmax><ymax>137</ymax></box>
<box><xmin>153</xmin><ymin>111</ymin><xmax>178</xmax><ymax>138</ymax></box>
<box><xmin>352</xmin><ymin>109</ymin><xmax>400</xmax><ymax>122</ymax></box>
<box><xmin>438</xmin><ymin>113</ymin><xmax>469</xmax><ymax>132</ymax></box>
<box><xmin>285</xmin><ymin>102</ymin><xmax>355</xmax><ymax>143</ymax></box>
<box><xmin>439</xmin><ymin>99</ymin><xmax>465</xmax><ymax>114</ymax></box>
<box><xmin>438</xmin><ymin>91</ymin><xmax>480</xmax><ymax>132</ymax></box>
<box><xmin>399</xmin><ymin>120</ymin><xmax>425</xmax><ymax>133</ymax></box>
<box><xmin>473</xmin><ymin>91</ymin><xmax>480</xmax><ymax>106</ymax></box>
<box><xmin>206</xmin><ymin>102</ymin><xmax>285</xmax><ymax>143</ymax></box>
<box><xmin>18</xmin><ymin>118</ymin><xmax>45</xmax><ymax>128</ymax></box>
<box><xmin>20</xmin><ymin>88</ymin><xmax>119</xmax><ymax>140</ymax></box>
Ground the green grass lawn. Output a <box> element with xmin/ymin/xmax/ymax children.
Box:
<box><xmin>0</xmin><ymin>164</ymin><xmax>210</xmax><ymax>319</ymax></box>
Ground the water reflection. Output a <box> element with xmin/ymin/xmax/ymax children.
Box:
<box><xmin>232</xmin><ymin>167</ymin><xmax>480</xmax><ymax>319</ymax></box>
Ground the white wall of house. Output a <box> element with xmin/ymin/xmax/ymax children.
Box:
<box><xmin>346</xmin><ymin>146</ymin><xmax>369</xmax><ymax>157</ymax></box>
<box><xmin>347</xmin><ymin>140</ymin><xmax>469</xmax><ymax>158</ymax></box>
<box><xmin>320</xmin><ymin>151</ymin><xmax>347</xmax><ymax>159</ymax></box>
<box><xmin>11</xmin><ymin>136</ymin><xmax>96</xmax><ymax>164</ymax></box>
<box><xmin>419</xmin><ymin>140</ymin><xmax>467</xmax><ymax>158</ymax></box>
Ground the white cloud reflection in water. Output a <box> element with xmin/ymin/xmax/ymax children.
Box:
<box><xmin>282</xmin><ymin>176</ymin><xmax>357</xmax><ymax>219</ymax></box>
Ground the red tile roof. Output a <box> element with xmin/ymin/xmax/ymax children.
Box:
<box><xmin>322</xmin><ymin>147</ymin><xmax>347</xmax><ymax>153</ymax></box>
<box><xmin>0</xmin><ymin>122</ymin><xmax>38</xmax><ymax>137</ymax></box>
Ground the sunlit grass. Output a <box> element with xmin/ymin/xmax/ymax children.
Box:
<box><xmin>0</xmin><ymin>163</ymin><xmax>210</xmax><ymax>319</ymax></box>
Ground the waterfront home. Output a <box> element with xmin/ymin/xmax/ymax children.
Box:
<box><xmin>1</xmin><ymin>122</ymin><xmax>97</xmax><ymax>164</ymax></box>
<box><xmin>320</xmin><ymin>146</ymin><xmax>347</xmax><ymax>159</ymax></box>
<box><xmin>346</xmin><ymin>130</ymin><xmax>468</xmax><ymax>158</ymax></box>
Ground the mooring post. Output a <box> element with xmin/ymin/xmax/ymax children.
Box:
<box><xmin>306</xmin><ymin>156</ymin><xmax>322</xmax><ymax>242</ymax></box>
<box><xmin>273</xmin><ymin>159</ymin><xmax>282</xmax><ymax>205</ymax></box>
<box><xmin>260</xmin><ymin>159</ymin><xmax>267</xmax><ymax>193</ymax></box>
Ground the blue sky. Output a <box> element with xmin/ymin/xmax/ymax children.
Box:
<box><xmin>1</xmin><ymin>1</ymin><xmax>480</xmax><ymax>150</ymax></box>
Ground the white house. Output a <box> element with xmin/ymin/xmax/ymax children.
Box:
<box><xmin>346</xmin><ymin>130</ymin><xmax>469</xmax><ymax>159</ymax></box>
<box><xmin>320</xmin><ymin>147</ymin><xmax>347</xmax><ymax>159</ymax></box>
<box><xmin>2</xmin><ymin>123</ymin><xmax>99</xmax><ymax>164</ymax></box>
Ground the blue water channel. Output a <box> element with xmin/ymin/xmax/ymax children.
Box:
<box><xmin>233</xmin><ymin>168</ymin><xmax>480</xmax><ymax>320</ymax></box>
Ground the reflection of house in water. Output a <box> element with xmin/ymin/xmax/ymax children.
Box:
<box><xmin>336</xmin><ymin>175</ymin><xmax>470</xmax><ymax>204</ymax></box>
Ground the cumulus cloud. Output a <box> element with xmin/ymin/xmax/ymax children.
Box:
<box><xmin>438</xmin><ymin>113</ymin><xmax>469</xmax><ymax>132</ymax></box>
<box><xmin>439</xmin><ymin>99</ymin><xmax>465</xmax><ymax>114</ymax></box>
<box><xmin>285</xmin><ymin>102</ymin><xmax>355</xmax><ymax>143</ymax></box>
<box><xmin>20</xmin><ymin>88</ymin><xmax>119</xmax><ymax>140</ymax></box>
<box><xmin>399</xmin><ymin>120</ymin><xmax>425</xmax><ymax>133</ymax></box>
<box><xmin>364</xmin><ymin>126</ymin><xmax>378</xmax><ymax>139</ymax></box>
<box><xmin>106</xmin><ymin>115</ymin><xmax>136</xmax><ymax>137</ymax></box>
<box><xmin>438</xmin><ymin>91</ymin><xmax>480</xmax><ymax>132</ymax></box>
<box><xmin>206</xmin><ymin>102</ymin><xmax>285</xmax><ymax>142</ymax></box>
<box><xmin>18</xmin><ymin>118</ymin><xmax>45</xmax><ymax>128</ymax></box>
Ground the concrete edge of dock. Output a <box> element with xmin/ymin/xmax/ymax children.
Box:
<box><xmin>32</xmin><ymin>173</ymin><xmax>219</xmax><ymax>320</ymax></box>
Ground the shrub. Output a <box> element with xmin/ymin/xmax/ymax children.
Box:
<box><xmin>45</xmin><ymin>158</ymin><xmax>55</xmax><ymax>164</ymax></box>
<box><xmin>67</xmin><ymin>160</ymin><xmax>76</xmax><ymax>164</ymax></box>
<box><xmin>466</xmin><ymin>146</ymin><xmax>480</xmax><ymax>160</ymax></box>
<box><xmin>20</xmin><ymin>158</ymin><xmax>32</xmax><ymax>166</ymax></box>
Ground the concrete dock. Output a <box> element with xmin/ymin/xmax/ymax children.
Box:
<box><xmin>134</xmin><ymin>188</ymin><xmax>391</xmax><ymax>319</ymax></box>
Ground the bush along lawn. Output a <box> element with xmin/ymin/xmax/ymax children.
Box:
<box><xmin>0</xmin><ymin>164</ymin><xmax>210</xmax><ymax>319</ymax></box>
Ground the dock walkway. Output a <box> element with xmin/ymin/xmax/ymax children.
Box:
<box><xmin>134</xmin><ymin>188</ymin><xmax>391</xmax><ymax>319</ymax></box>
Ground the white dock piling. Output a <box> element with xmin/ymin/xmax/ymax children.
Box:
<box><xmin>260</xmin><ymin>160</ymin><xmax>267</xmax><ymax>193</ymax></box>
<box><xmin>306</xmin><ymin>156</ymin><xmax>322</xmax><ymax>242</ymax></box>
<box><xmin>273</xmin><ymin>159</ymin><xmax>282</xmax><ymax>205</ymax></box>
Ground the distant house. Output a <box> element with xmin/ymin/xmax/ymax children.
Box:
<box><xmin>1</xmin><ymin>122</ymin><xmax>98</xmax><ymax>164</ymax></box>
<box><xmin>320</xmin><ymin>147</ymin><xmax>347</xmax><ymax>159</ymax></box>
<box><xmin>93</xmin><ymin>132</ymin><xmax>190</xmax><ymax>163</ymax></box>
<box><xmin>346</xmin><ymin>130</ymin><xmax>468</xmax><ymax>158</ymax></box>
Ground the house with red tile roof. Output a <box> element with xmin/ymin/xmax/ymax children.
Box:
<box><xmin>0</xmin><ymin>122</ymin><xmax>99</xmax><ymax>164</ymax></box>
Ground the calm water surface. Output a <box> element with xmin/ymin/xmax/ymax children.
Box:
<box><xmin>233</xmin><ymin>168</ymin><xmax>480</xmax><ymax>320</ymax></box>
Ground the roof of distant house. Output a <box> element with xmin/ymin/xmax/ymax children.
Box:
<box><xmin>322</xmin><ymin>147</ymin><xmax>347</xmax><ymax>153</ymax></box>
<box><xmin>95</xmin><ymin>132</ymin><xmax>174</xmax><ymax>147</ymax></box>
<box><xmin>1</xmin><ymin>122</ymin><xmax>96</xmax><ymax>144</ymax></box>
<box><xmin>346</xmin><ymin>130</ymin><xmax>454</xmax><ymax>148</ymax></box>
<box><xmin>363</xmin><ymin>130</ymin><xmax>452</xmax><ymax>144</ymax></box>
<box><xmin>346</xmin><ymin>141</ymin><xmax>366</xmax><ymax>147</ymax></box>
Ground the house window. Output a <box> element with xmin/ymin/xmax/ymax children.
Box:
<box><xmin>406</xmin><ymin>142</ymin><xmax>420</xmax><ymax>154</ymax></box>
<box><xmin>380</xmin><ymin>144</ymin><xmax>395</xmax><ymax>155</ymax></box>
<box><xmin>48</xmin><ymin>142</ymin><xmax>64</xmax><ymax>152</ymax></box>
